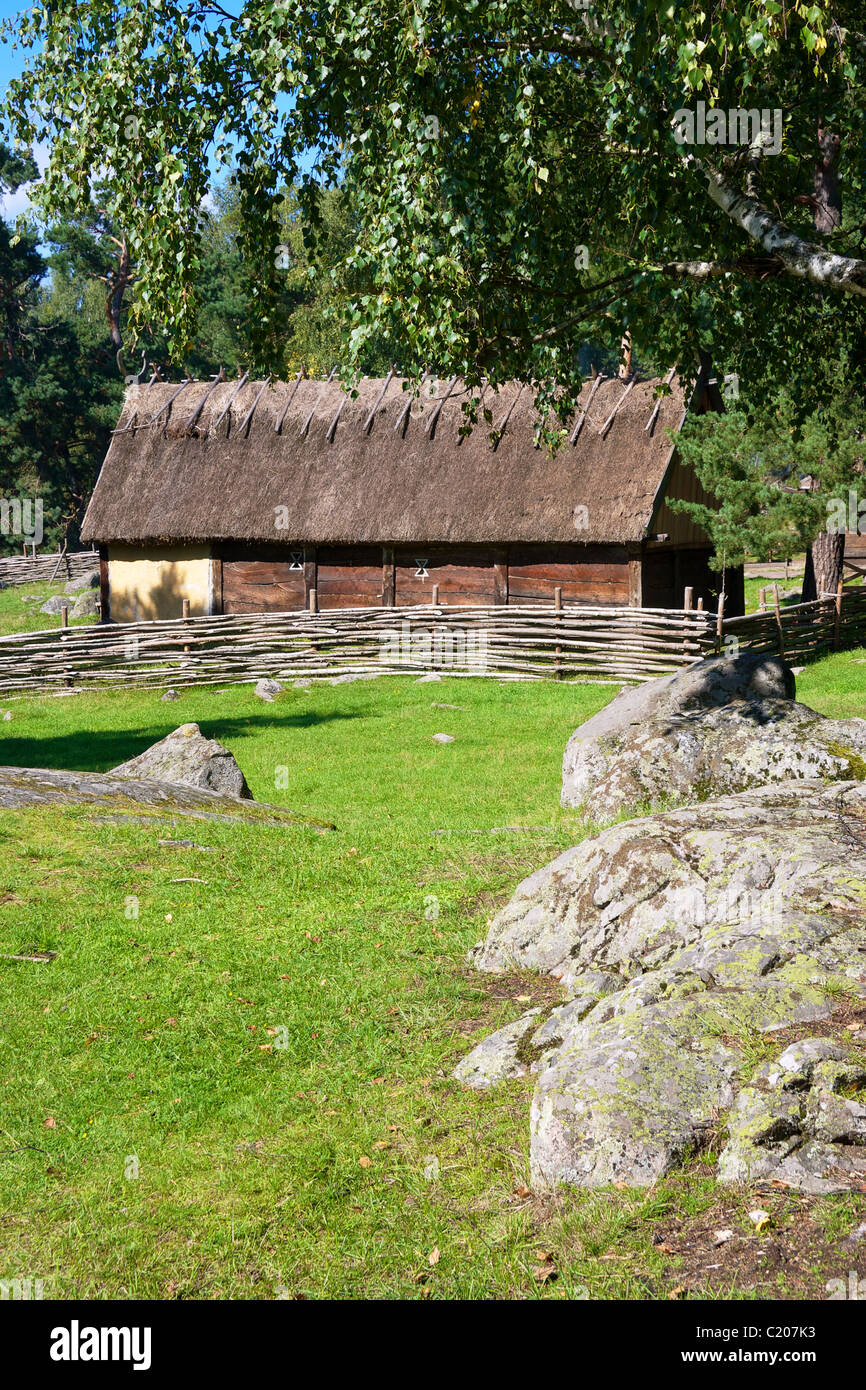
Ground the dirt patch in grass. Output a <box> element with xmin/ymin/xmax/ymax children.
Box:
<box><xmin>650</xmin><ymin>1185</ymin><xmax>866</xmax><ymax>1299</ymax></box>
<box><xmin>445</xmin><ymin>965</ymin><xmax>566</xmax><ymax>1045</ymax></box>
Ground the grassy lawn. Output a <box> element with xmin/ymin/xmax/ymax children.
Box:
<box><xmin>0</xmin><ymin>580</ymin><xmax>99</xmax><ymax>637</ymax></box>
<box><xmin>743</xmin><ymin>575</ymin><xmax>804</xmax><ymax>614</ymax></box>
<box><xmin>0</xmin><ymin>665</ymin><xmax>864</xmax><ymax>1301</ymax></box>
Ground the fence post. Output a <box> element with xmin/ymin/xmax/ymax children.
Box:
<box><xmin>834</xmin><ymin>578</ymin><xmax>844</xmax><ymax>650</ymax></box>
<box><xmin>181</xmin><ymin>599</ymin><xmax>192</xmax><ymax>681</ymax></box>
<box><xmin>431</xmin><ymin>584</ymin><xmax>439</xmax><ymax>607</ymax></box>
<box><xmin>759</xmin><ymin>586</ymin><xmax>767</xmax><ymax>612</ymax></box>
<box><xmin>682</xmin><ymin>586</ymin><xmax>693</xmax><ymax>662</ymax></box>
<box><xmin>61</xmin><ymin>605</ymin><xmax>71</xmax><ymax>688</ymax></box>
<box><xmin>554</xmin><ymin>586</ymin><xmax>563</xmax><ymax>679</ymax></box>
<box><xmin>309</xmin><ymin>587</ymin><xmax>318</xmax><ymax>614</ymax></box>
<box><xmin>772</xmin><ymin>582</ymin><xmax>785</xmax><ymax>659</ymax></box>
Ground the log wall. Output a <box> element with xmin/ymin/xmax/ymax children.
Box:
<box><xmin>206</xmin><ymin>542</ymin><xmax>661</xmax><ymax>612</ymax></box>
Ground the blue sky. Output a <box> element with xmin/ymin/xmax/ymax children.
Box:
<box><xmin>0</xmin><ymin>3</ymin><xmax>315</xmax><ymax>224</ymax></box>
<box><xmin>0</xmin><ymin>3</ymin><xmax>49</xmax><ymax>217</ymax></box>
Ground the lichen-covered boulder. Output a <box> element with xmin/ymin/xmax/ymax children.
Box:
<box><xmin>40</xmin><ymin>594</ymin><xmax>68</xmax><ymax>615</ymax></box>
<box><xmin>255</xmin><ymin>679</ymin><xmax>283</xmax><ymax>701</ymax></box>
<box><xmin>717</xmin><ymin>1041</ymin><xmax>866</xmax><ymax>1194</ymax></box>
<box><xmin>64</xmin><ymin>569</ymin><xmax>100</xmax><ymax>594</ymax></box>
<box><xmin>561</xmin><ymin>652</ymin><xmax>866</xmax><ymax>820</ymax></box>
<box><xmin>453</xmin><ymin>1010</ymin><xmax>541</xmax><ymax>1089</ymax></box>
<box><xmin>111</xmin><ymin>723</ymin><xmax>252</xmax><ymax>799</ymax></box>
<box><xmin>71</xmin><ymin>588</ymin><xmax>100</xmax><ymax>619</ymax></box>
<box><xmin>459</xmin><ymin>780</ymin><xmax>866</xmax><ymax>1192</ymax></box>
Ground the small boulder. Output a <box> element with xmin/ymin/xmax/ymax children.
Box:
<box><xmin>255</xmin><ymin>679</ymin><xmax>283</xmax><ymax>702</ymax></box>
<box><xmin>454</xmin><ymin>1010</ymin><xmax>541</xmax><ymax>1088</ymax></box>
<box><xmin>71</xmin><ymin>589</ymin><xmax>100</xmax><ymax>619</ymax></box>
<box><xmin>111</xmin><ymin>723</ymin><xmax>253</xmax><ymax>799</ymax></box>
<box><xmin>1</xmin><ymin>711</ymin><xmax>10</xmax><ymax>721</ymax></box>
<box><xmin>161</xmin><ymin>688</ymin><xmax>180</xmax><ymax>703</ymax></box>
<box><xmin>432</xmin><ymin>733</ymin><xmax>455</xmax><ymax>744</ymax></box>
<box><xmin>40</xmin><ymin>595</ymin><xmax>68</xmax><ymax>616</ymax></box>
<box><xmin>64</xmin><ymin>569</ymin><xmax>100</xmax><ymax>594</ymax></box>
<box><xmin>415</xmin><ymin>673</ymin><xmax>442</xmax><ymax>683</ymax></box>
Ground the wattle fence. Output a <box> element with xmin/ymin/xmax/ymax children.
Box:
<box><xmin>0</xmin><ymin>549</ymin><xmax>99</xmax><ymax>589</ymax></box>
<box><xmin>0</xmin><ymin>583</ymin><xmax>862</xmax><ymax>695</ymax></box>
<box><xmin>0</xmin><ymin>602</ymin><xmax>717</xmax><ymax>692</ymax></box>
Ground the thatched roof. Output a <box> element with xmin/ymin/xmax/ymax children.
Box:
<box><xmin>82</xmin><ymin>373</ymin><xmax>694</xmax><ymax>547</ymax></box>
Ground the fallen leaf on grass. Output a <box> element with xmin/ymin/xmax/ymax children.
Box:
<box><xmin>43</xmin><ymin>1116</ymin><xmax>56</xmax><ymax>1129</ymax></box>
<box><xmin>532</xmin><ymin>1259</ymin><xmax>558</xmax><ymax>1284</ymax></box>
<box><xmin>513</xmin><ymin>1184</ymin><xmax>531</xmax><ymax>1199</ymax></box>
<box><xmin>428</xmin><ymin>1246</ymin><xmax>440</xmax><ymax>1267</ymax></box>
<box><xmin>749</xmin><ymin>1209</ymin><xmax>772</xmax><ymax>1233</ymax></box>
<box><xmin>669</xmin><ymin>1286</ymin><xmax>687</xmax><ymax>1300</ymax></box>
<box><xmin>358</xmin><ymin>1155</ymin><xmax>372</xmax><ymax>1169</ymax></box>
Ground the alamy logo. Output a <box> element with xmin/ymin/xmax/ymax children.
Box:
<box><xmin>826</xmin><ymin>490</ymin><xmax>866</xmax><ymax>536</ymax></box>
<box><xmin>0</xmin><ymin>1277</ymin><xmax>45</xmax><ymax>1299</ymax></box>
<box><xmin>379</xmin><ymin>620</ymin><xmax>488</xmax><ymax>671</ymax></box>
<box><xmin>0</xmin><ymin>497</ymin><xmax>44</xmax><ymax>545</ymax></box>
<box><xmin>50</xmin><ymin>1320</ymin><xmax>152</xmax><ymax>1371</ymax></box>
<box><xmin>673</xmin><ymin>101</ymin><xmax>783</xmax><ymax>156</ymax></box>
<box><xmin>826</xmin><ymin>1271</ymin><xmax>866</xmax><ymax>1300</ymax></box>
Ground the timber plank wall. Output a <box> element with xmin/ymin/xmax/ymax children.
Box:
<box><xmin>211</xmin><ymin>542</ymin><xmax>723</xmax><ymax>615</ymax></box>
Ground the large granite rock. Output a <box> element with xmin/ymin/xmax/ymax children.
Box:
<box><xmin>561</xmin><ymin>652</ymin><xmax>866</xmax><ymax>820</ymax></box>
<box><xmin>111</xmin><ymin>723</ymin><xmax>253</xmax><ymax>800</ymax></box>
<box><xmin>458</xmin><ymin>780</ymin><xmax>866</xmax><ymax>1192</ymax></box>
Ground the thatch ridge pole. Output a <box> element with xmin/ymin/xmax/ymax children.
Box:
<box><xmin>394</xmin><ymin>370</ymin><xmax>429</xmax><ymax>433</ymax></box>
<box><xmin>424</xmin><ymin>375</ymin><xmax>457</xmax><ymax>436</ymax></box>
<box><xmin>598</xmin><ymin>372</ymin><xmax>639</xmax><ymax>438</ymax></box>
<box><xmin>237</xmin><ymin>377</ymin><xmax>272</xmax><ymax>436</ymax></box>
<box><xmin>644</xmin><ymin>366</ymin><xmax>677</xmax><ymax>434</ymax></box>
<box><xmin>362</xmin><ymin>367</ymin><xmax>395</xmax><ymax>433</ymax></box>
<box><xmin>146</xmin><ymin>376</ymin><xmax>194</xmax><ymax>427</ymax></box>
<box><xmin>301</xmin><ymin>366</ymin><xmax>338</xmax><ymax>438</ymax></box>
<box><xmin>325</xmin><ymin>383</ymin><xmax>355</xmax><ymax>443</ymax></box>
<box><xmin>274</xmin><ymin>369</ymin><xmax>306</xmax><ymax>434</ymax></box>
<box><xmin>183</xmin><ymin>368</ymin><xmax>226</xmax><ymax>433</ymax></box>
<box><xmin>570</xmin><ymin>372</ymin><xmax>606</xmax><ymax>444</ymax></box>
<box><xmin>211</xmin><ymin>372</ymin><xmax>250</xmax><ymax>434</ymax></box>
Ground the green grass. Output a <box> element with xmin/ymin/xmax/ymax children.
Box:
<box><xmin>0</xmin><ymin>665</ymin><xmax>863</xmax><ymax>1300</ymax></box>
<box><xmin>796</xmin><ymin>646</ymin><xmax>866</xmax><ymax>717</ymax></box>
<box><xmin>0</xmin><ymin>580</ymin><xmax>99</xmax><ymax>637</ymax></box>
<box><xmin>743</xmin><ymin>576</ymin><xmax>804</xmax><ymax>615</ymax></box>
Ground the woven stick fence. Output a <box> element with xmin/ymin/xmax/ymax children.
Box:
<box><xmin>0</xmin><ymin>549</ymin><xmax>99</xmax><ymax>589</ymax></box>
<box><xmin>0</xmin><ymin>584</ymin><xmax>862</xmax><ymax>697</ymax></box>
<box><xmin>0</xmin><ymin>603</ymin><xmax>718</xmax><ymax>694</ymax></box>
<box><xmin>723</xmin><ymin>584</ymin><xmax>866</xmax><ymax>665</ymax></box>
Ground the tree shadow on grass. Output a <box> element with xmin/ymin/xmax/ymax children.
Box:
<box><xmin>0</xmin><ymin>709</ymin><xmax>363</xmax><ymax>775</ymax></box>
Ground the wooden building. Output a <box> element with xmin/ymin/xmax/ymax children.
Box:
<box><xmin>81</xmin><ymin>371</ymin><xmax>742</xmax><ymax>623</ymax></box>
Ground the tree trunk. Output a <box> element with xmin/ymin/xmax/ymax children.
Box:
<box><xmin>802</xmin><ymin>530</ymin><xmax>845</xmax><ymax>602</ymax></box>
<box><xmin>801</xmin><ymin>126</ymin><xmax>846</xmax><ymax>603</ymax></box>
